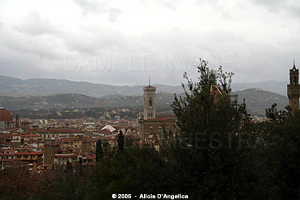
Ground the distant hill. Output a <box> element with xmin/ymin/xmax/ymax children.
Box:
<box><xmin>233</xmin><ymin>88</ymin><xmax>288</xmax><ymax>116</ymax></box>
<box><xmin>232</xmin><ymin>80</ymin><xmax>287</xmax><ymax>96</ymax></box>
<box><xmin>0</xmin><ymin>75</ymin><xmax>289</xmax><ymax>97</ymax></box>
<box><xmin>0</xmin><ymin>75</ymin><xmax>183</xmax><ymax>97</ymax></box>
<box><xmin>0</xmin><ymin>88</ymin><xmax>289</xmax><ymax>117</ymax></box>
<box><xmin>0</xmin><ymin>93</ymin><xmax>175</xmax><ymax>111</ymax></box>
<box><xmin>0</xmin><ymin>75</ymin><xmax>291</xmax><ymax>116</ymax></box>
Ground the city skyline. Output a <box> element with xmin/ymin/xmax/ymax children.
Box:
<box><xmin>1</xmin><ymin>0</ymin><xmax>300</xmax><ymax>86</ymax></box>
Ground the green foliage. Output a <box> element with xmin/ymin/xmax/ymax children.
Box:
<box><xmin>168</xmin><ymin>59</ymin><xmax>297</xmax><ymax>199</ymax></box>
<box><xmin>262</xmin><ymin>104</ymin><xmax>300</xmax><ymax>199</ymax></box>
<box><xmin>117</xmin><ymin>131</ymin><xmax>125</xmax><ymax>154</ymax></box>
<box><xmin>96</xmin><ymin>140</ymin><xmax>104</xmax><ymax>162</ymax></box>
<box><xmin>172</xmin><ymin>59</ymin><xmax>250</xmax><ymax>144</ymax></box>
<box><xmin>86</xmin><ymin>145</ymin><xmax>171</xmax><ymax>199</ymax></box>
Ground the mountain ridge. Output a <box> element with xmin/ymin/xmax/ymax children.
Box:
<box><xmin>0</xmin><ymin>75</ymin><xmax>183</xmax><ymax>97</ymax></box>
<box><xmin>0</xmin><ymin>88</ymin><xmax>288</xmax><ymax>117</ymax></box>
<box><xmin>0</xmin><ymin>75</ymin><xmax>288</xmax><ymax>97</ymax></box>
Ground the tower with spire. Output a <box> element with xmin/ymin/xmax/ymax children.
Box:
<box><xmin>287</xmin><ymin>59</ymin><xmax>300</xmax><ymax>113</ymax></box>
<box><xmin>143</xmin><ymin>77</ymin><xmax>156</xmax><ymax>120</ymax></box>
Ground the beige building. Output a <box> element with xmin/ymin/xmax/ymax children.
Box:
<box><xmin>0</xmin><ymin>148</ymin><xmax>16</xmax><ymax>170</ymax></box>
<box><xmin>0</xmin><ymin>148</ymin><xmax>43</xmax><ymax>171</ymax></box>
<box><xmin>54</xmin><ymin>153</ymin><xmax>77</xmax><ymax>167</ymax></box>
<box><xmin>138</xmin><ymin>84</ymin><xmax>177</xmax><ymax>141</ymax></box>
<box><xmin>72</xmin><ymin>138</ymin><xmax>82</xmax><ymax>148</ymax></box>
<box><xmin>37</xmin><ymin>129</ymin><xmax>85</xmax><ymax>139</ymax></box>
<box><xmin>15</xmin><ymin>151</ymin><xmax>43</xmax><ymax>171</ymax></box>
<box><xmin>138</xmin><ymin>116</ymin><xmax>177</xmax><ymax>141</ymax></box>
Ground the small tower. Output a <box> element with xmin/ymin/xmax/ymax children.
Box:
<box><xmin>287</xmin><ymin>60</ymin><xmax>300</xmax><ymax>113</ymax></box>
<box><xmin>15</xmin><ymin>113</ymin><xmax>19</xmax><ymax>128</ymax></box>
<box><xmin>143</xmin><ymin>79</ymin><xmax>156</xmax><ymax>120</ymax></box>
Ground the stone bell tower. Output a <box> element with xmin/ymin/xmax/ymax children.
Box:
<box><xmin>287</xmin><ymin>60</ymin><xmax>300</xmax><ymax>113</ymax></box>
<box><xmin>143</xmin><ymin>78</ymin><xmax>156</xmax><ymax>120</ymax></box>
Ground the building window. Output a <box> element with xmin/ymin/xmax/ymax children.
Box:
<box><xmin>149</xmin><ymin>98</ymin><xmax>152</xmax><ymax>107</ymax></box>
<box><xmin>149</xmin><ymin>127</ymin><xmax>154</xmax><ymax>134</ymax></box>
<box><xmin>158</xmin><ymin>127</ymin><xmax>164</xmax><ymax>139</ymax></box>
<box><xmin>158</xmin><ymin>127</ymin><xmax>162</xmax><ymax>134</ymax></box>
<box><xmin>166</xmin><ymin>127</ymin><xmax>171</xmax><ymax>137</ymax></box>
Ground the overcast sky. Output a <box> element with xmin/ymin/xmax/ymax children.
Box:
<box><xmin>0</xmin><ymin>0</ymin><xmax>300</xmax><ymax>86</ymax></box>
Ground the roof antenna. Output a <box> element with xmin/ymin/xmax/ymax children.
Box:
<box><xmin>149</xmin><ymin>76</ymin><xmax>150</xmax><ymax>86</ymax></box>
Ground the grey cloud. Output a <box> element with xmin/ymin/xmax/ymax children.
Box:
<box><xmin>73</xmin><ymin>0</ymin><xmax>107</xmax><ymax>15</ymax></box>
<box><xmin>63</xmin><ymin>28</ymin><xmax>129</xmax><ymax>55</ymax></box>
<box><xmin>249</xmin><ymin>0</ymin><xmax>285</xmax><ymax>12</ymax></box>
<box><xmin>249</xmin><ymin>0</ymin><xmax>300</xmax><ymax>17</ymax></box>
<box><xmin>160</xmin><ymin>0</ymin><xmax>177</xmax><ymax>11</ymax></box>
<box><xmin>1</xmin><ymin>23</ymin><xmax>66</xmax><ymax>60</ymax></box>
<box><xmin>14</xmin><ymin>12</ymin><xmax>59</xmax><ymax>36</ymax></box>
<box><xmin>1</xmin><ymin>0</ymin><xmax>300</xmax><ymax>86</ymax></box>
<box><xmin>2</xmin><ymin>17</ymin><xmax>296</xmax><ymax>85</ymax></box>
<box><xmin>109</xmin><ymin>7</ymin><xmax>122</xmax><ymax>23</ymax></box>
<box><xmin>74</xmin><ymin>0</ymin><xmax>123</xmax><ymax>23</ymax></box>
<box><xmin>170</xmin><ymin>27</ymin><xmax>182</xmax><ymax>33</ymax></box>
<box><xmin>0</xmin><ymin>47</ymin><xmax>49</xmax><ymax>79</ymax></box>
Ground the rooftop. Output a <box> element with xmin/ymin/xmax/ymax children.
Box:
<box><xmin>0</xmin><ymin>108</ymin><xmax>13</xmax><ymax>122</ymax></box>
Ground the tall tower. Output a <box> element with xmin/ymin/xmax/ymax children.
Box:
<box><xmin>287</xmin><ymin>60</ymin><xmax>300</xmax><ymax>112</ymax></box>
<box><xmin>15</xmin><ymin>113</ymin><xmax>19</xmax><ymax>128</ymax></box>
<box><xmin>143</xmin><ymin>82</ymin><xmax>156</xmax><ymax>120</ymax></box>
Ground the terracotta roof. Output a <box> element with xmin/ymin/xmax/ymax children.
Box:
<box><xmin>21</xmin><ymin>133</ymin><xmax>38</xmax><ymax>137</ymax></box>
<box><xmin>60</xmin><ymin>138</ymin><xmax>72</xmax><ymax>143</ymax></box>
<box><xmin>37</xmin><ymin>129</ymin><xmax>84</xmax><ymax>133</ymax></box>
<box><xmin>44</xmin><ymin>142</ymin><xmax>60</xmax><ymax>146</ymax></box>
<box><xmin>0</xmin><ymin>108</ymin><xmax>13</xmax><ymax>122</ymax></box>
<box><xmin>144</xmin><ymin>115</ymin><xmax>177</xmax><ymax>122</ymax></box>
<box><xmin>16</xmin><ymin>151</ymin><xmax>43</xmax><ymax>155</ymax></box>
<box><xmin>40</xmin><ymin>164</ymin><xmax>51</xmax><ymax>167</ymax></box>
<box><xmin>0</xmin><ymin>134</ymin><xmax>13</xmax><ymax>138</ymax></box>
<box><xmin>82</xmin><ymin>137</ymin><xmax>92</xmax><ymax>142</ymax></box>
<box><xmin>0</xmin><ymin>151</ymin><xmax>16</xmax><ymax>156</ymax></box>
<box><xmin>54</xmin><ymin>153</ymin><xmax>76</xmax><ymax>158</ymax></box>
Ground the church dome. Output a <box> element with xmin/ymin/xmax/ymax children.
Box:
<box><xmin>0</xmin><ymin>108</ymin><xmax>13</xmax><ymax>122</ymax></box>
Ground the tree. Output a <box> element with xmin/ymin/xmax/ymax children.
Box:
<box><xmin>86</xmin><ymin>144</ymin><xmax>172</xmax><ymax>199</ymax></box>
<box><xmin>117</xmin><ymin>130</ymin><xmax>125</xmax><ymax>154</ymax></box>
<box><xmin>96</xmin><ymin>140</ymin><xmax>104</xmax><ymax>162</ymax></box>
<box><xmin>262</xmin><ymin>104</ymin><xmax>300</xmax><ymax>199</ymax></box>
<box><xmin>170</xmin><ymin>59</ymin><xmax>260</xmax><ymax>199</ymax></box>
<box><xmin>172</xmin><ymin>59</ymin><xmax>250</xmax><ymax>146</ymax></box>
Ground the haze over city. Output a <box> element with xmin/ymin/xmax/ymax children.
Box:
<box><xmin>0</xmin><ymin>0</ymin><xmax>299</xmax><ymax>86</ymax></box>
